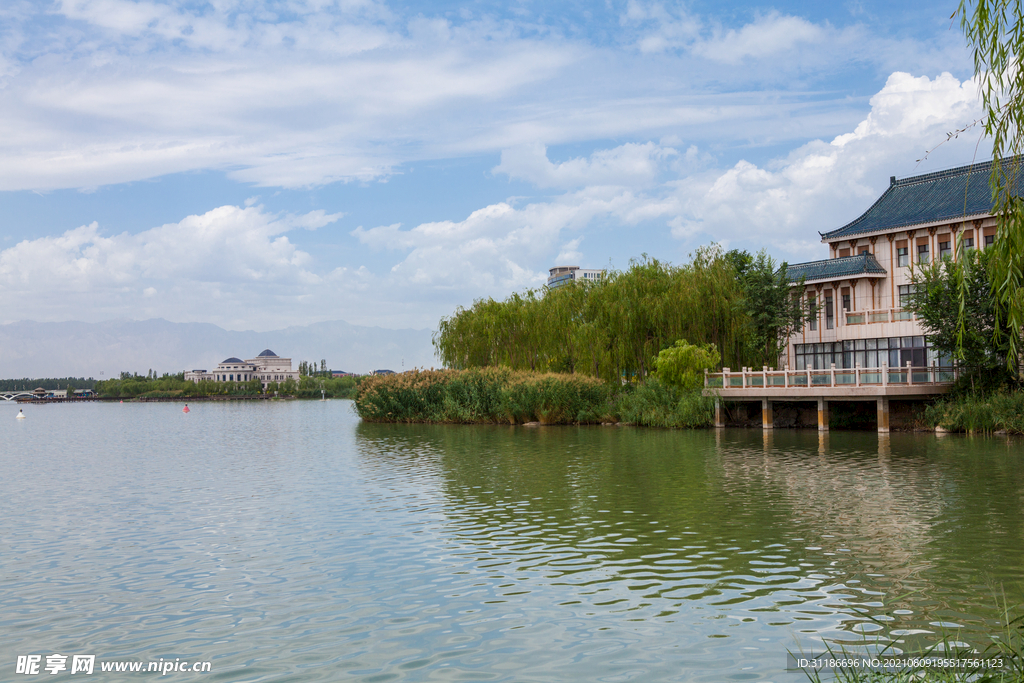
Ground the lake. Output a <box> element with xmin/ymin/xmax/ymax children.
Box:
<box><xmin>2</xmin><ymin>400</ymin><xmax>1023</xmax><ymax>681</ymax></box>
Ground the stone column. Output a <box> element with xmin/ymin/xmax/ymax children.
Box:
<box><xmin>877</xmin><ymin>397</ymin><xmax>890</xmax><ymax>433</ymax></box>
<box><xmin>762</xmin><ymin>398</ymin><xmax>774</xmax><ymax>430</ymax></box>
<box><xmin>817</xmin><ymin>397</ymin><xmax>829</xmax><ymax>432</ymax></box>
<box><xmin>714</xmin><ymin>398</ymin><xmax>725</xmax><ymax>428</ymax></box>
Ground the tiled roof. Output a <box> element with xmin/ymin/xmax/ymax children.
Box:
<box><xmin>822</xmin><ymin>158</ymin><xmax>1024</xmax><ymax>240</ymax></box>
<box><xmin>786</xmin><ymin>253</ymin><xmax>887</xmax><ymax>283</ymax></box>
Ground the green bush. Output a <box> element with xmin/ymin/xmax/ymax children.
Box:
<box><xmin>614</xmin><ymin>378</ymin><xmax>714</xmax><ymax>428</ymax></box>
<box><xmin>924</xmin><ymin>390</ymin><xmax>1024</xmax><ymax>434</ymax></box>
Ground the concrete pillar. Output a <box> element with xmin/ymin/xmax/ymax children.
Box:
<box><xmin>714</xmin><ymin>398</ymin><xmax>725</xmax><ymax>428</ymax></box>
<box><xmin>762</xmin><ymin>398</ymin><xmax>774</xmax><ymax>430</ymax></box>
<box><xmin>817</xmin><ymin>397</ymin><xmax>829</xmax><ymax>432</ymax></box>
<box><xmin>877</xmin><ymin>397</ymin><xmax>890</xmax><ymax>433</ymax></box>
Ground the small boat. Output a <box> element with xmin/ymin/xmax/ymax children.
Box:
<box><xmin>16</xmin><ymin>409</ymin><xmax>25</xmax><ymax>420</ymax></box>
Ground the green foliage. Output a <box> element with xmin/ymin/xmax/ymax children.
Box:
<box><xmin>653</xmin><ymin>339</ymin><xmax>720</xmax><ymax>391</ymax></box>
<box><xmin>957</xmin><ymin>1</ymin><xmax>1024</xmax><ymax>372</ymax></box>
<box><xmin>355</xmin><ymin>368</ymin><xmax>610</xmax><ymax>424</ymax></box>
<box><xmin>736</xmin><ymin>249</ymin><xmax>812</xmax><ymax>367</ymax></box>
<box><xmin>925</xmin><ymin>389</ymin><xmax>1024</xmax><ymax>434</ymax></box>
<box><xmin>613</xmin><ymin>379</ymin><xmax>715</xmax><ymax>428</ymax></box>
<box><xmin>94</xmin><ymin>371</ymin><xmax>361</xmax><ymax>398</ymax></box>
<box><xmin>0</xmin><ymin>377</ymin><xmax>96</xmax><ymax>391</ymax></box>
<box><xmin>907</xmin><ymin>249</ymin><xmax>1014</xmax><ymax>392</ymax></box>
<box><xmin>434</xmin><ymin>246</ymin><xmax>751</xmax><ymax>382</ymax></box>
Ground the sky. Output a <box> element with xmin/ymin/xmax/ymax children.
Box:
<box><xmin>0</xmin><ymin>0</ymin><xmax>992</xmax><ymax>333</ymax></box>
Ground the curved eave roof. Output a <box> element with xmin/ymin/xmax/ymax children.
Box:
<box><xmin>786</xmin><ymin>253</ymin><xmax>886</xmax><ymax>285</ymax></box>
<box><xmin>822</xmin><ymin>158</ymin><xmax>1024</xmax><ymax>241</ymax></box>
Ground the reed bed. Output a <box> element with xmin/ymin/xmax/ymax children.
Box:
<box><xmin>355</xmin><ymin>368</ymin><xmax>611</xmax><ymax>424</ymax></box>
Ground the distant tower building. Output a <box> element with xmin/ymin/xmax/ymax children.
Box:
<box><xmin>547</xmin><ymin>265</ymin><xmax>605</xmax><ymax>289</ymax></box>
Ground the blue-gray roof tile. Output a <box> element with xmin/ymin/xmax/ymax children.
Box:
<box><xmin>786</xmin><ymin>253</ymin><xmax>887</xmax><ymax>283</ymax></box>
<box><xmin>822</xmin><ymin>158</ymin><xmax>1024</xmax><ymax>240</ymax></box>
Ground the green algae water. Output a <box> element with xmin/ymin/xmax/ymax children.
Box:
<box><xmin>2</xmin><ymin>401</ymin><xmax>1023</xmax><ymax>681</ymax></box>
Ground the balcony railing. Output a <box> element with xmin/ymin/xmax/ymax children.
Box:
<box><xmin>705</xmin><ymin>362</ymin><xmax>957</xmax><ymax>391</ymax></box>
<box><xmin>842</xmin><ymin>308</ymin><xmax>918</xmax><ymax>325</ymax></box>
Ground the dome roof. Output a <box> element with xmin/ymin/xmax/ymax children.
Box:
<box><xmin>221</xmin><ymin>357</ymin><xmax>243</xmax><ymax>363</ymax></box>
<box><xmin>257</xmin><ymin>349</ymin><xmax>278</xmax><ymax>357</ymax></box>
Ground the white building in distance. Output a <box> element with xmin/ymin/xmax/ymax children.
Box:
<box><xmin>547</xmin><ymin>266</ymin><xmax>605</xmax><ymax>288</ymax></box>
<box><xmin>185</xmin><ymin>349</ymin><xmax>301</xmax><ymax>390</ymax></box>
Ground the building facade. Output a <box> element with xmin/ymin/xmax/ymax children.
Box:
<box><xmin>547</xmin><ymin>266</ymin><xmax>605</xmax><ymax>288</ymax></box>
<box><xmin>184</xmin><ymin>349</ymin><xmax>301</xmax><ymax>390</ymax></box>
<box><xmin>784</xmin><ymin>159</ymin><xmax>1012</xmax><ymax>372</ymax></box>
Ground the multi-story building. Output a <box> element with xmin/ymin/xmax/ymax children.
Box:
<box><xmin>705</xmin><ymin>158</ymin><xmax>1015</xmax><ymax>432</ymax></box>
<box><xmin>784</xmin><ymin>159</ymin><xmax>1012</xmax><ymax>372</ymax></box>
<box><xmin>184</xmin><ymin>349</ymin><xmax>300</xmax><ymax>390</ymax></box>
<box><xmin>547</xmin><ymin>265</ymin><xmax>605</xmax><ymax>288</ymax></box>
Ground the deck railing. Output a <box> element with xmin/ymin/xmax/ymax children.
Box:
<box><xmin>842</xmin><ymin>308</ymin><xmax>917</xmax><ymax>325</ymax></box>
<box><xmin>705</xmin><ymin>361</ymin><xmax>957</xmax><ymax>390</ymax></box>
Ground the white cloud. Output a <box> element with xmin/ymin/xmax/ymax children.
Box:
<box><xmin>493</xmin><ymin>142</ymin><xmax>677</xmax><ymax>189</ymax></box>
<box><xmin>667</xmin><ymin>72</ymin><xmax>984</xmax><ymax>257</ymax></box>
<box><xmin>0</xmin><ymin>71</ymin><xmax>988</xmax><ymax>331</ymax></box>
<box><xmin>0</xmin><ymin>205</ymin><xmax>343</xmax><ymax>328</ymax></box>
<box><xmin>692</xmin><ymin>13</ymin><xmax>826</xmax><ymax>64</ymax></box>
<box><xmin>0</xmin><ymin>1</ymin><xmax>969</xmax><ymax>191</ymax></box>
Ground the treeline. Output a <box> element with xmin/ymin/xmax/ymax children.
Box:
<box><xmin>93</xmin><ymin>373</ymin><xmax>361</xmax><ymax>399</ymax></box>
<box><xmin>0</xmin><ymin>377</ymin><xmax>96</xmax><ymax>391</ymax></box>
<box><xmin>433</xmin><ymin>247</ymin><xmax>807</xmax><ymax>382</ymax></box>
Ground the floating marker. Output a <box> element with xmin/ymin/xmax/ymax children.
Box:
<box><xmin>183</xmin><ymin>404</ymin><xmax>190</xmax><ymax>414</ymax></box>
<box><xmin>16</xmin><ymin>409</ymin><xmax>25</xmax><ymax>420</ymax></box>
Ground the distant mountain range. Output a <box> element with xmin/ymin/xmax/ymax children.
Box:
<box><xmin>0</xmin><ymin>319</ymin><xmax>436</xmax><ymax>378</ymax></box>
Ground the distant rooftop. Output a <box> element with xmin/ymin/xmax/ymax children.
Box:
<box><xmin>221</xmin><ymin>357</ymin><xmax>243</xmax><ymax>363</ymax></box>
<box><xmin>787</xmin><ymin>253</ymin><xmax>887</xmax><ymax>283</ymax></box>
<box><xmin>257</xmin><ymin>349</ymin><xmax>278</xmax><ymax>357</ymax></box>
<box><xmin>822</xmin><ymin>157</ymin><xmax>1024</xmax><ymax>241</ymax></box>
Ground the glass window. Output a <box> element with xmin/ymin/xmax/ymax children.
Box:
<box><xmin>898</xmin><ymin>284</ymin><xmax>914</xmax><ymax>307</ymax></box>
<box><xmin>825</xmin><ymin>296</ymin><xmax>834</xmax><ymax>329</ymax></box>
<box><xmin>964</xmin><ymin>236</ymin><xmax>975</xmax><ymax>251</ymax></box>
<box><xmin>918</xmin><ymin>243</ymin><xmax>930</xmax><ymax>263</ymax></box>
<box><xmin>985</xmin><ymin>234</ymin><xmax>995</xmax><ymax>246</ymax></box>
<box><xmin>842</xmin><ymin>294</ymin><xmax>851</xmax><ymax>311</ymax></box>
<box><xmin>939</xmin><ymin>241</ymin><xmax>951</xmax><ymax>259</ymax></box>
<box><xmin>897</xmin><ymin>247</ymin><xmax>909</xmax><ymax>267</ymax></box>
<box><xmin>860</xmin><ymin>247</ymin><xmax>870</xmax><ymax>255</ymax></box>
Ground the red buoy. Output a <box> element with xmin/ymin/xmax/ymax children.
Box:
<box><xmin>183</xmin><ymin>404</ymin><xmax>190</xmax><ymax>413</ymax></box>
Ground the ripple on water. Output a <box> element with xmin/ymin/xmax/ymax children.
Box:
<box><xmin>1</xmin><ymin>405</ymin><xmax>1022</xmax><ymax>681</ymax></box>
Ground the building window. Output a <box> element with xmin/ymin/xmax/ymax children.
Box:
<box><xmin>985</xmin><ymin>233</ymin><xmax>995</xmax><ymax>247</ymax></box>
<box><xmin>825</xmin><ymin>295</ymin><xmax>834</xmax><ymax>329</ymax></box>
<box><xmin>939</xmin><ymin>241</ymin><xmax>951</xmax><ymax>259</ymax></box>
<box><xmin>899</xmin><ymin>284</ymin><xmax>915</xmax><ymax>308</ymax></box>
<box><xmin>897</xmin><ymin>247</ymin><xmax>909</xmax><ymax>267</ymax></box>
<box><xmin>860</xmin><ymin>247</ymin><xmax>870</xmax><ymax>255</ymax></box>
<box><xmin>807</xmin><ymin>296</ymin><xmax>817</xmax><ymax>331</ymax></box>
<box><xmin>917</xmin><ymin>243</ymin><xmax>929</xmax><ymax>263</ymax></box>
<box><xmin>842</xmin><ymin>293</ymin><xmax>851</xmax><ymax>311</ymax></box>
<box><xmin>964</xmin><ymin>236</ymin><xmax>975</xmax><ymax>251</ymax></box>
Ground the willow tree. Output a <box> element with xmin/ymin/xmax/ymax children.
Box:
<box><xmin>432</xmin><ymin>247</ymin><xmax>754</xmax><ymax>380</ymax></box>
<box><xmin>958</xmin><ymin>0</ymin><xmax>1024</xmax><ymax>372</ymax></box>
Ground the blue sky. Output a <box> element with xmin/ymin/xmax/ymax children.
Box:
<box><xmin>0</xmin><ymin>0</ymin><xmax>990</xmax><ymax>331</ymax></box>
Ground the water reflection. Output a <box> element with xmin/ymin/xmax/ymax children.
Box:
<box><xmin>1</xmin><ymin>402</ymin><xmax>1021</xmax><ymax>683</ymax></box>
<box><xmin>357</xmin><ymin>423</ymin><xmax>1024</xmax><ymax>656</ymax></box>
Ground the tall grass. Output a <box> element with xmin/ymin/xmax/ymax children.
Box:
<box><xmin>355</xmin><ymin>368</ymin><xmax>611</xmax><ymax>424</ymax></box>
<box><xmin>799</xmin><ymin>599</ymin><xmax>1024</xmax><ymax>683</ymax></box>
<box><xmin>613</xmin><ymin>379</ymin><xmax>715</xmax><ymax>428</ymax></box>
<box><xmin>925</xmin><ymin>391</ymin><xmax>1024</xmax><ymax>434</ymax></box>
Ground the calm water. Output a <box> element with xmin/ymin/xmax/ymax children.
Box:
<box><xmin>2</xmin><ymin>401</ymin><xmax>1023</xmax><ymax>682</ymax></box>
